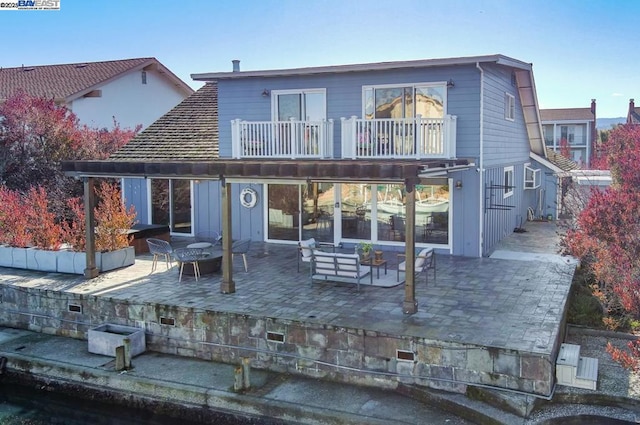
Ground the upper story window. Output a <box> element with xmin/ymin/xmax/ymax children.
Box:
<box><xmin>141</xmin><ymin>71</ymin><xmax>147</xmax><ymax>85</ymax></box>
<box><xmin>505</xmin><ymin>93</ymin><xmax>515</xmax><ymax>121</ymax></box>
<box><xmin>363</xmin><ymin>83</ymin><xmax>446</xmax><ymax>120</ymax></box>
<box><xmin>271</xmin><ymin>89</ymin><xmax>326</xmax><ymax>121</ymax></box>
<box><xmin>504</xmin><ymin>166</ymin><xmax>514</xmax><ymax>198</ymax></box>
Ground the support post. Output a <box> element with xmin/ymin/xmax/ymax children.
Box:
<box><xmin>220</xmin><ymin>178</ymin><xmax>235</xmax><ymax>293</ymax></box>
<box><xmin>403</xmin><ymin>180</ymin><xmax>417</xmax><ymax>314</ymax></box>
<box><xmin>242</xmin><ymin>357</ymin><xmax>251</xmax><ymax>389</ymax></box>
<box><xmin>83</xmin><ymin>177</ymin><xmax>99</xmax><ymax>279</ymax></box>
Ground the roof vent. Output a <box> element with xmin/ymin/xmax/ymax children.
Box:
<box><xmin>232</xmin><ymin>60</ymin><xmax>240</xmax><ymax>72</ymax></box>
<box><xmin>21</xmin><ymin>65</ymin><xmax>34</xmax><ymax>72</ymax></box>
<box><xmin>75</xmin><ymin>63</ymin><xmax>88</xmax><ymax>69</ymax></box>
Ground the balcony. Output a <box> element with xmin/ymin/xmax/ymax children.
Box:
<box><xmin>341</xmin><ymin>115</ymin><xmax>457</xmax><ymax>159</ymax></box>
<box><xmin>231</xmin><ymin>115</ymin><xmax>457</xmax><ymax>160</ymax></box>
<box><xmin>231</xmin><ymin>119</ymin><xmax>334</xmax><ymax>159</ymax></box>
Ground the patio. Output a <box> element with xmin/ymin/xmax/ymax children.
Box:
<box><xmin>0</xmin><ymin>221</ymin><xmax>576</xmax><ymax>399</ymax></box>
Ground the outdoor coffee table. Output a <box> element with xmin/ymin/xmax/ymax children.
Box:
<box><xmin>186</xmin><ymin>241</ymin><xmax>213</xmax><ymax>250</ymax></box>
<box><xmin>360</xmin><ymin>258</ymin><xmax>387</xmax><ymax>284</ymax></box>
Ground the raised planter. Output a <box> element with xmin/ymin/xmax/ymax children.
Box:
<box><xmin>0</xmin><ymin>246</ymin><xmax>135</xmax><ymax>275</ymax></box>
<box><xmin>88</xmin><ymin>323</ymin><xmax>146</xmax><ymax>357</ymax></box>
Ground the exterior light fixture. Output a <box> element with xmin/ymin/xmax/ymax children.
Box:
<box><xmin>447</xmin><ymin>79</ymin><xmax>455</xmax><ymax>88</ymax></box>
<box><xmin>261</xmin><ymin>89</ymin><xmax>270</xmax><ymax>97</ymax></box>
<box><xmin>455</xmin><ymin>180</ymin><xmax>463</xmax><ymax>189</ymax></box>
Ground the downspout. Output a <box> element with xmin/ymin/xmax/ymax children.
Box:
<box><xmin>476</xmin><ymin>62</ymin><xmax>485</xmax><ymax>257</ymax></box>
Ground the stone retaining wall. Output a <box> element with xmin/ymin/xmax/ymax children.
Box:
<box><xmin>0</xmin><ymin>284</ymin><xmax>555</xmax><ymax>396</ymax></box>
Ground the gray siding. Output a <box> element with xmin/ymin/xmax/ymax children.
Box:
<box><xmin>218</xmin><ymin>65</ymin><xmax>482</xmax><ymax>160</ymax></box>
<box><xmin>481</xmin><ymin>64</ymin><xmax>530</xmax><ymax>168</ymax></box>
<box><xmin>122</xmin><ymin>178</ymin><xmax>148</xmax><ymax>224</ymax></box>
<box><xmin>193</xmin><ymin>181</ymin><xmax>264</xmax><ymax>241</ymax></box>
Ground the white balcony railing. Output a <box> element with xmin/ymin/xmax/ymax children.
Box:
<box><xmin>341</xmin><ymin>115</ymin><xmax>457</xmax><ymax>159</ymax></box>
<box><xmin>231</xmin><ymin>119</ymin><xmax>334</xmax><ymax>159</ymax></box>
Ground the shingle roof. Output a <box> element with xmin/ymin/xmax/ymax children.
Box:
<box><xmin>0</xmin><ymin>58</ymin><xmax>192</xmax><ymax>102</ymax></box>
<box><xmin>539</xmin><ymin>108</ymin><xmax>594</xmax><ymax>122</ymax></box>
<box><xmin>110</xmin><ymin>83</ymin><xmax>218</xmax><ymax>161</ymax></box>
<box><xmin>629</xmin><ymin>107</ymin><xmax>640</xmax><ymax>124</ymax></box>
<box><xmin>545</xmin><ymin>149</ymin><xmax>580</xmax><ymax>171</ymax></box>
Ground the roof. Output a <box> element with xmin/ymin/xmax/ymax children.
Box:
<box><xmin>540</xmin><ymin>108</ymin><xmax>594</xmax><ymax>122</ymax></box>
<box><xmin>110</xmin><ymin>83</ymin><xmax>218</xmax><ymax>161</ymax></box>
<box><xmin>192</xmin><ymin>54</ymin><xmax>532</xmax><ymax>81</ymax></box>
<box><xmin>545</xmin><ymin>149</ymin><xmax>580</xmax><ymax>172</ymax></box>
<box><xmin>0</xmin><ymin>58</ymin><xmax>193</xmax><ymax>102</ymax></box>
<box><xmin>628</xmin><ymin>107</ymin><xmax>640</xmax><ymax>125</ymax></box>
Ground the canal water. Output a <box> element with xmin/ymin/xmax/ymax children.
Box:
<box><xmin>0</xmin><ymin>383</ymin><xmax>269</xmax><ymax>425</ymax></box>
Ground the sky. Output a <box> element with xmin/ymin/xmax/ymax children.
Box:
<box><xmin>1</xmin><ymin>0</ymin><xmax>638</xmax><ymax>118</ymax></box>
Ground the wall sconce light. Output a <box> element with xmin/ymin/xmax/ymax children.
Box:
<box><xmin>455</xmin><ymin>180</ymin><xmax>463</xmax><ymax>189</ymax></box>
<box><xmin>261</xmin><ymin>89</ymin><xmax>270</xmax><ymax>97</ymax></box>
<box><xmin>447</xmin><ymin>79</ymin><xmax>455</xmax><ymax>88</ymax></box>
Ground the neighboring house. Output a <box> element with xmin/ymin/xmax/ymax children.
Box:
<box><xmin>66</xmin><ymin>54</ymin><xmax>557</xmax><ymax>258</ymax></box>
<box><xmin>540</xmin><ymin>100</ymin><xmax>596</xmax><ymax>167</ymax></box>
<box><xmin>0</xmin><ymin>58</ymin><xmax>194</xmax><ymax>130</ymax></box>
<box><xmin>626</xmin><ymin>98</ymin><xmax>640</xmax><ymax>125</ymax></box>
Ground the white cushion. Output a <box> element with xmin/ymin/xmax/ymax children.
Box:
<box><xmin>414</xmin><ymin>248</ymin><xmax>432</xmax><ymax>269</ymax></box>
<box><xmin>299</xmin><ymin>238</ymin><xmax>317</xmax><ymax>258</ymax></box>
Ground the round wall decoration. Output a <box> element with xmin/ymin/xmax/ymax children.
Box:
<box><xmin>240</xmin><ymin>187</ymin><xmax>258</xmax><ymax>208</ymax></box>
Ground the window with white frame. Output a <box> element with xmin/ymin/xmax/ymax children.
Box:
<box><xmin>503</xmin><ymin>166</ymin><xmax>514</xmax><ymax>198</ymax></box>
<box><xmin>524</xmin><ymin>164</ymin><xmax>541</xmax><ymax>189</ymax></box>
<box><xmin>505</xmin><ymin>93</ymin><xmax>515</xmax><ymax>121</ymax></box>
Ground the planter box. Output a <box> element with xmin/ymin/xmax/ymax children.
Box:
<box><xmin>56</xmin><ymin>250</ymin><xmax>90</xmax><ymax>274</ymax></box>
<box><xmin>88</xmin><ymin>324</ymin><xmax>146</xmax><ymax>357</ymax></box>
<box><xmin>97</xmin><ymin>246</ymin><xmax>135</xmax><ymax>272</ymax></box>
<box><xmin>26</xmin><ymin>248</ymin><xmax>58</xmax><ymax>272</ymax></box>
<box><xmin>0</xmin><ymin>246</ymin><xmax>134</xmax><ymax>275</ymax></box>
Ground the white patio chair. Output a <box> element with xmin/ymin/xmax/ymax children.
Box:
<box><xmin>146</xmin><ymin>238</ymin><xmax>174</xmax><ymax>273</ymax></box>
<box><xmin>397</xmin><ymin>248</ymin><xmax>436</xmax><ymax>285</ymax></box>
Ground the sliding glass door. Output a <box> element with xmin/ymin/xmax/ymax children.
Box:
<box><xmin>150</xmin><ymin>179</ymin><xmax>192</xmax><ymax>234</ymax></box>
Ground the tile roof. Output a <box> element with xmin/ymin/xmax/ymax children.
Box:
<box><xmin>110</xmin><ymin>83</ymin><xmax>218</xmax><ymax>161</ymax></box>
<box><xmin>0</xmin><ymin>58</ymin><xmax>192</xmax><ymax>102</ymax></box>
<box><xmin>539</xmin><ymin>108</ymin><xmax>594</xmax><ymax>122</ymax></box>
<box><xmin>545</xmin><ymin>149</ymin><xmax>580</xmax><ymax>172</ymax></box>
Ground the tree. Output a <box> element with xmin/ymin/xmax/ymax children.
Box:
<box><xmin>564</xmin><ymin>124</ymin><xmax>640</xmax><ymax>371</ymax></box>
<box><xmin>0</xmin><ymin>90</ymin><xmax>139</xmax><ymax>217</ymax></box>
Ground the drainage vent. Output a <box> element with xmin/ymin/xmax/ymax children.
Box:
<box><xmin>160</xmin><ymin>317</ymin><xmax>175</xmax><ymax>326</ymax></box>
<box><xmin>68</xmin><ymin>304</ymin><xmax>82</xmax><ymax>313</ymax></box>
<box><xmin>266</xmin><ymin>331</ymin><xmax>285</xmax><ymax>343</ymax></box>
<box><xmin>397</xmin><ymin>350</ymin><xmax>416</xmax><ymax>362</ymax></box>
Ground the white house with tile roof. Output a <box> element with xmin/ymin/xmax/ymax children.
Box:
<box><xmin>0</xmin><ymin>58</ymin><xmax>194</xmax><ymax>130</ymax></box>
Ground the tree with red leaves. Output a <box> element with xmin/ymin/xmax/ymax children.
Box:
<box><xmin>564</xmin><ymin>124</ymin><xmax>640</xmax><ymax>371</ymax></box>
<box><xmin>0</xmin><ymin>90</ymin><xmax>139</xmax><ymax>215</ymax></box>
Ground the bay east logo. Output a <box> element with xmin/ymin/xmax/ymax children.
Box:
<box><xmin>0</xmin><ymin>0</ymin><xmax>60</xmax><ymax>9</ymax></box>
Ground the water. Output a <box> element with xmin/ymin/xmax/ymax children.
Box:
<box><xmin>0</xmin><ymin>383</ymin><xmax>274</xmax><ymax>425</ymax></box>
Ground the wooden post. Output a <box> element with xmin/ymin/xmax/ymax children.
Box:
<box><xmin>220</xmin><ymin>178</ymin><xmax>235</xmax><ymax>293</ymax></box>
<box><xmin>403</xmin><ymin>180</ymin><xmax>417</xmax><ymax>314</ymax></box>
<box><xmin>83</xmin><ymin>177</ymin><xmax>99</xmax><ymax>279</ymax></box>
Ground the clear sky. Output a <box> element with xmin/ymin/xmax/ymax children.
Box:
<box><xmin>1</xmin><ymin>0</ymin><xmax>637</xmax><ymax>118</ymax></box>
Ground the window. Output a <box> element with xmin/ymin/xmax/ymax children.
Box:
<box><xmin>141</xmin><ymin>71</ymin><xmax>147</xmax><ymax>85</ymax></box>
<box><xmin>524</xmin><ymin>164</ymin><xmax>541</xmax><ymax>189</ymax></box>
<box><xmin>503</xmin><ymin>166</ymin><xmax>514</xmax><ymax>198</ymax></box>
<box><xmin>363</xmin><ymin>83</ymin><xmax>446</xmax><ymax>120</ymax></box>
<box><xmin>505</xmin><ymin>93</ymin><xmax>515</xmax><ymax>121</ymax></box>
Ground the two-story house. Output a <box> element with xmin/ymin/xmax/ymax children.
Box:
<box><xmin>627</xmin><ymin>98</ymin><xmax>640</xmax><ymax>124</ymax></box>
<box><xmin>65</xmin><ymin>54</ymin><xmax>553</xmax><ymax>260</ymax></box>
<box><xmin>540</xmin><ymin>100</ymin><xmax>596</xmax><ymax>167</ymax></box>
<box><xmin>0</xmin><ymin>58</ymin><xmax>194</xmax><ymax>130</ymax></box>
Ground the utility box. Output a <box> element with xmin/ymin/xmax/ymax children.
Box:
<box><xmin>556</xmin><ymin>343</ymin><xmax>598</xmax><ymax>390</ymax></box>
<box><xmin>88</xmin><ymin>324</ymin><xmax>146</xmax><ymax>357</ymax></box>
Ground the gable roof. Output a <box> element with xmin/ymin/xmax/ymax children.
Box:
<box><xmin>628</xmin><ymin>108</ymin><xmax>640</xmax><ymax>125</ymax></box>
<box><xmin>110</xmin><ymin>83</ymin><xmax>218</xmax><ymax>161</ymax></box>
<box><xmin>0</xmin><ymin>58</ymin><xmax>193</xmax><ymax>103</ymax></box>
<box><xmin>540</xmin><ymin>108</ymin><xmax>594</xmax><ymax>122</ymax></box>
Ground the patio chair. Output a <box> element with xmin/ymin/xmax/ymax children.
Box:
<box><xmin>174</xmin><ymin>247</ymin><xmax>206</xmax><ymax>282</ymax></box>
<box><xmin>232</xmin><ymin>238</ymin><xmax>251</xmax><ymax>272</ymax></box>
<box><xmin>146</xmin><ymin>238</ymin><xmax>174</xmax><ymax>273</ymax></box>
<box><xmin>397</xmin><ymin>248</ymin><xmax>435</xmax><ymax>285</ymax></box>
<box><xmin>297</xmin><ymin>238</ymin><xmax>335</xmax><ymax>272</ymax></box>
